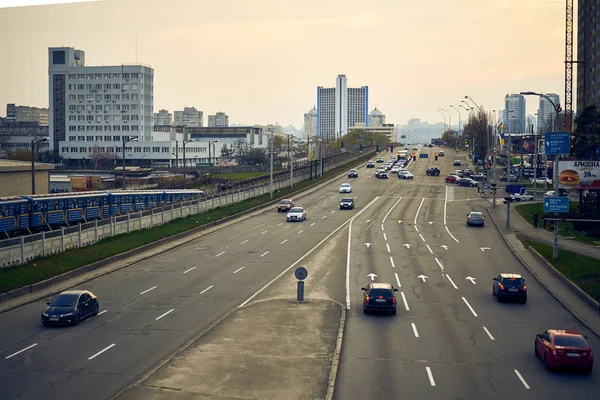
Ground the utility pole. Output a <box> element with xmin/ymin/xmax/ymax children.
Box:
<box><xmin>288</xmin><ymin>135</ymin><xmax>294</xmax><ymax>189</ymax></box>
<box><xmin>269</xmin><ymin>130</ymin><xmax>274</xmax><ymax>199</ymax></box>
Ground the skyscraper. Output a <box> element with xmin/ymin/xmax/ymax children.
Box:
<box><xmin>317</xmin><ymin>74</ymin><xmax>368</xmax><ymax>141</ymax></box>
<box><xmin>303</xmin><ymin>106</ymin><xmax>317</xmax><ymax>137</ymax></box>
<box><xmin>536</xmin><ymin>93</ymin><xmax>560</xmax><ymax>133</ymax></box>
<box><xmin>368</xmin><ymin>107</ymin><xmax>386</xmax><ymax>126</ymax></box>
<box><xmin>504</xmin><ymin>94</ymin><xmax>526</xmax><ymax>133</ymax></box>
<box><xmin>577</xmin><ymin>0</ymin><xmax>600</xmax><ymax>112</ymax></box>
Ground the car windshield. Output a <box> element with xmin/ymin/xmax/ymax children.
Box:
<box><xmin>501</xmin><ymin>277</ymin><xmax>524</xmax><ymax>286</ymax></box>
<box><xmin>469</xmin><ymin>213</ymin><xmax>483</xmax><ymax>219</ymax></box>
<box><xmin>369</xmin><ymin>289</ymin><xmax>393</xmax><ymax>299</ymax></box>
<box><xmin>342</xmin><ymin>199</ymin><xmax>353</xmax><ymax>202</ymax></box>
<box><xmin>289</xmin><ymin>208</ymin><xmax>303</xmax><ymax>213</ymax></box>
<box><xmin>50</xmin><ymin>293</ymin><xmax>78</xmax><ymax>307</ymax></box>
<box><xmin>554</xmin><ymin>335</ymin><xmax>588</xmax><ymax>348</ymax></box>
<box><xmin>280</xmin><ymin>200</ymin><xmax>291</xmax><ymax>204</ymax></box>
<box><xmin>350</xmin><ymin>170</ymin><xmax>357</xmax><ymax>172</ymax></box>
<box><xmin>341</xmin><ymin>184</ymin><xmax>350</xmax><ymax>187</ymax></box>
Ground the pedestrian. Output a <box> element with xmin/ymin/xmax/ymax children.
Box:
<box><xmin>533</xmin><ymin>211</ymin><xmax>539</xmax><ymax>229</ymax></box>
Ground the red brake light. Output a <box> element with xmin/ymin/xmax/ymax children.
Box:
<box><xmin>499</xmin><ymin>284</ymin><xmax>504</xmax><ymax>291</ymax></box>
<box><xmin>392</xmin><ymin>297</ymin><xmax>397</xmax><ymax>304</ymax></box>
<box><xmin>523</xmin><ymin>285</ymin><xmax>527</xmax><ymax>291</ymax></box>
<box><xmin>365</xmin><ymin>296</ymin><xmax>370</xmax><ymax>303</ymax></box>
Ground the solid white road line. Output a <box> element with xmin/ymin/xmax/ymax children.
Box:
<box><xmin>233</xmin><ymin>267</ymin><xmax>244</xmax><ymax>274</ymax></box>
<box><xmin>435</xmin><ymin>258</ymin><xmax>444</xmax><ymax>270</ymax></box>
<box><xmin>139</xmin><ymin>286</ymin><xmax>157</xmax><ymax>295</ymax></box>
<box><xmin>419</xmin><ymin>233</ymin><xmax>426</xmax><ymax>242</ymax></box>
<box><xmin>240</xmin><ymin>239</ymin><xmax>249</xmax><ymax>244</ymax></box>
<box><xmin>281</xmin><ymin>239</ymin><xmax>288</xmax><ymax>244</ymax></box>
<box><xmin>310</xmin><ymin>222</ymin><xmax>316</xmax><ymax>226</ymax></box>
<box><xmin>322</xmin><ymin>216</ymin><xmax>326</xmax><ymax>219</ymax></box>
<box><xmin>426</xmin><ymin>366</ymin><xmax>436</xmax><ymax>386</ymax></box>
<box><xmin>277</xmin><ymin>223</ymin><xmax>283</xmax><ymax>227</ymax></box>
<box><xmin>382</xmin><ymin>197</ymin><xmax>403</xmax><ymax>225</ymax></box>
<box><xmin>444</xmin><ymin>186</ymin><xmax>448</xmax><ymax>225</ymax></box>
<box><xmin>483</xmin><ymin>326</ymin><xmax>495</xmax><ymax>340</ymax></box>
<box><xmin>426</xmin><ymin>244</ymin><xmax>433</xmax><ymax>254</ymax></box>
<box><xmin>260</xmin><ymin>251</ymin><xmax>269</xmax><ymax>257</ymax></box>
<box><xmin>345</xmin><ymin>217</ymin><xmax>353</xmax><ymax>310</ymax></box>
<box><xmin>461</xmin><ymin>297</ymin><xmax>478</xmax><ymax>317</ymax></box>
<box><xmin>183</xmin><ymin>266</ymin><xmax>197</xmax><ymax>274</ymax></box>
<box><xmin>240</xmin><ymin>197</ymin><xmax>381</xmax><ymax>310</ymax></box>
<box><xmin>88</xmin><ymin>343</ymin><xmax>116</xmax><ymax>360</ymax></box>
<box><xmin>383</xmin><ymin>232</ymin><xmax>387</xmax><ymax>241</ymax></box>
<box><xmin>414</xmin><ymin>198</ymin><xmax>425</xmax><ymax>225</ymax></box>
<box><xmin>400</xmin><ymin>292</ymin><xmax>410</xmax><ymax>311</ymax></box>
<box><xmin>445</xmin><ymin>226</ymin><xmax>460</xmax><ymax>243</ymax></box>
<box><xmin>215</xmin><ymin>251</ymin><xmax>225</xmax><ymax>257</ymax></box>
<box><xmin>411</xmin><ymin>323</ymin><xmax>420</xmax><ymax>338</ymax></box>
<box><xmin>155</xmin><ymin>309</ymin><xmax>175</xmax><ymax>320</ymax></box>
<box><xmin>386</xmin><ymin>243</ymin><xmax>391</xmax><ymax>253</ymax></box>
<box><xmin>200</xmin><ymin>285</ymin><xmax>214</xmax><ymax>294</ymax></box>
<box><xmin>446</xmin><ymin>274</ymin><xmax>458</xmax><ymax>289</ymax></box>
<box><xmin>260</xmin><ymin>230</ymin><xmax>268</xmax><ymax>235</ymax></box>
<box><xmin>98</xmin><ymin>310</ymin><xmax>107</xmax><ymax>316</ymax></box>
<box><xmin>514</xmin><ymin>369</ymin><xmax>531</xmax><ymax>389</ymax></box>
<box><xmin>298</xmin><ymin>230</ymin><xmax>303</xmax><ymax>234</ymax></box>
<box><xmin>5</xmin><ymin>343</ymin><xmax>38</xmax><ymax>359</ymax></box>
<box><xmin>389</xmin><ymin>257</ymin><xmax>396</xmax><ymax>269</ymax></box>
<box><xmin>414</xmin><ymin>225</ymin><xmax>419</xmax><ymax>232</ymax></box>
<box><xmin>394</xmin><ymin>272</ymin><xmax>401</xmax><ymax>287</ymax></box>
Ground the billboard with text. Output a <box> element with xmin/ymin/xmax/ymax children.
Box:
<box><xmin>557</xmin><ymin>161</ymin><xmax>600</xmax><ymax>189</ymax></box>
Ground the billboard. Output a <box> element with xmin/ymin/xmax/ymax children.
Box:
<box><xmin>557</xmin><ymin>161</ymin><xmax>600</xmax><ymax>189</ymax></box>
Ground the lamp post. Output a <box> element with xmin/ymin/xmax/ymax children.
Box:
<box><xmin>31</xmin><ymin>137</ymin><xmax>49</xmax><ymax>194</ymax></box>
<box><xmin>122</xmin><ymin>136</ymin><xmax>139</xmax><ymax>190</ymax></box>
<box><xmin>182</xmin><ymin>139</ymin><xmax>194</xmax><ymax>180</ymax></box>
<box><xmin>208</xmin><ymin>140</ymin><xmax>219</xmax><ymax>183</ymax></box>
<box><xmin>269</xmin><ymin>130</ymin><xmax>274</xmax><ymax>199</ymax></box>
<box><xmin>464</xmin><ymin>95</ymin><xmax>481</xmax><ymax>111</ymax></box>
<box><xmin>437</xmin><ymin>109</ymin><xmax>446</xmax><ymax>134</ymax></box>
<box><xmin>512</xmin><ymin>116</ymin><xmax>524</xmax><ymax>179</ymax></box>
<box><xmin>287</xmin><ymin>134</ymin><xmax>294</xmax><ymax>189</ymax></box>
<box><xmin>441</xmin><ymin>109</ymin><xmax>452</xmax><ymax>132</ymax></box>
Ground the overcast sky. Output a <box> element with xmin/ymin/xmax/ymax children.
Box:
<box><xmin>0</xmin><ymin>0</ymin><xmax>570</xmax><ymax>127</ymax></box>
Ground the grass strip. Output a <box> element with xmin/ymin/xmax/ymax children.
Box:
<box><xmin>0</xmin><ymin>153</ymin><xmax>375</xmax><ymax>294</ymax></box>
<box><xmin>522</xmin><ymin>239</ymin><xmax>600</xmax><ymax>302</ymax></box>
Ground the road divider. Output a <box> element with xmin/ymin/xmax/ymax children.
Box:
<box><xmin>139</xmin><ymin>286</ymin><xmax>157</xmax><ymax>295</ymax></box>
<box><xmin>5</xmin><ymin>343</ymin><xmax>38</xmax><ymax>360</ymax></box>
<box><xmin>88</xmin><ymin>343</ymin><xmax>115</xmax><ymax>360</ymax></box>
<box><xmin>200</xmin><ymin>285</ymin><xmax>214</xmax><ymax>294</ymax></box>
<box><xmin>233</xmin><ymin>267</ymin><xmax>244</xmax><ymax>274</ymax></box>
<box><xmin>183</xmin><ymin>266</ymin><xmax>196</xmax><ymax>274</ymax></box>
<box><xmin>513</xmin><ymin>369</ymin><xmax>530</xmax><ymax>389</ymax></box>
<box><xmin>483</xmin><ymin>326</ymin><xmax>495</xmax><ymax>340</ymax></box>
<box><xmin>400</xmin><ymin>292</ymin><xmax>410</xmax><ymax>311</ymax></box>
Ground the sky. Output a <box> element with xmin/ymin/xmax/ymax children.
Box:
<box><xmin>0</xmin><ymin>0</ymin><xmax>571</xmax><ymax>128</ymax></box>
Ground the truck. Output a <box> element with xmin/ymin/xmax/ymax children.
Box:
<box><xmin>397</xmin><ymin>150</ymin><xmax>408</xmax><ymax>163</ymax></box>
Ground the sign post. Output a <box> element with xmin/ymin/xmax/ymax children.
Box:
<box><xmin>295</xmin><ymin>267</ymin><xmax>308</xmax><ymax>303</ymax></box>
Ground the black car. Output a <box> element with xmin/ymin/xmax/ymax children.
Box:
<box><xmin>362</xmin><ymin>283</ymin><xmax>398</xmax><ymax>314</ymax></box>
<box><xmin>348</xmin><ymin>169</ymin><xmax>358</xmax><ymax>178</ymax></box>
<box><xmin>426</xmin><ymin>167</ymin><xmax>440</xmax><ymax>176</ymax></box>
<box><xmin>377</xmin><ymin>172</ymin><xmax>389</xmax><ymax>179</ymax></box>
<box><xmin>453</xmin><ymin>160</ymin><xmax>462</xmax><ymax>166</ymax></box>
<box><xmin>41</xmin><ymin>290</ymin><xmax>99</xmax><ymax>326</ymax></box>
<box><xmin>340</xmin><ymin>198</ymin><xmax>355</xmax><ymax>210</ymax></box>
<box><xmin>493</xmin><ymin>273</ymin><xmax>527</xmax><ymax>303</ymax></box>
<box><xmin>466</xmin><ymin>211</ymin><xmax>485</xmax><ymax>226</ymax></box>
<box><xmin>457</xmin><ymin>178</ymin><xmax>478</xmax><ymax>187</ymax></box>
<box><xmin>376</xmin><ymin>158</ymin><xmax>384</xmax><ymax>163</ymax></box>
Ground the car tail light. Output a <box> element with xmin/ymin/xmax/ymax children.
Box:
<box><xmin>365</xmin><ymin>296</ymin><xmax>370</xmax><ymax>303</ymax></box>
<box><xmin>499</xmin><ymin>284</ymin><xmax>504</xmax><ymax>291</ymax></box>
<box><xmin>392</xmin><ymin>297</ymin><xmax>396</xmax><ymax>304</ymax></box>
<box><xmin>523</xmin><ymin>285</ymin><xmax>527</xmax><ymax>291</ymax></box>
<box><xmin>482</xmin><ymin>217</ymin><xmax>485</xmax><ymax>220</ymax></box>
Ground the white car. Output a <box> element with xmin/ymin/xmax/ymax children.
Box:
<box><xmin>399</xmin><ymin>171</ymin><xmax>414</xmax><ymax>179</ymax></box>
<box><xmin>545</xmin><ymin>190</ymin><xmax>568</xmax><ymax>197</ymax></box>
<box><xmin>532</xmin><ymin>178</ymin><xmax>552</xmax><ymax>184</ymax></box>
<box><xmin>339</xmin><ymin>183</ymin><xmax>352</xmax><ymax>193</ymax></box>
<box><xmin>391</xmin><ymin>166</ymin><xmax>400</xmax><ymax>174</ymax></box>
<box><xmin>286</xmin><ymin>207</ymin><xmax>307</xmax><ymax>222</ymax></box>
<box><xmin>510</xmin><ymin>192</ymin><xmax>534</xmax><ymax>201</ymax></box>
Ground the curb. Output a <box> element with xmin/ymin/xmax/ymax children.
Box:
<box><xmin>0</xmin><ymin>152</ymin><xmax>377</xmax><ymax>312</ymax></box>
<box><xmin>325</xmin><ymin>307</ymin><xmax>346</xmax><ymax>400</ymax></box>
<box><xmin>487</xmin><ymin>206</ymin><xmax>600</xmax><ymax>339</ymax></box>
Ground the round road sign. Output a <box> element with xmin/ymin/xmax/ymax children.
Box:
<box><xmin>294</xmin><ymin>267</ymin><xmax>308</xmax><ymax>281</ymax></box>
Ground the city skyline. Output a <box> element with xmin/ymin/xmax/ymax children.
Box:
<box><xmin>0</xmin><ymin>0</ymin><xmax>568</xmax><ymax>129</ymax></box>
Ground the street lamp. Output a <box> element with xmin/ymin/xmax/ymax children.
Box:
<box><xmin>441</xmin><ymin>109</ymin><xmax>451</xmax><ymax>132</ymax></box>
<box><xmin>437</xmin><ymin>109</ymin><xmax>447</xmax><ymax>134</ymax></box>
<box><xmin>464</xmin><ymin>95</ymin><xmax>481</xmax><ymax>111</ymax></box>
<box><xmin>208</xmin><ymin>140</ymin><xmax>219</xmax><ymax>183</ymax></box>
<box><xmin>182</xmin><ymin>139</ymin><xmax>194</xmax><ymax>180</ymax></box>
<box><xmin>31</xmin><ymin>137</ymin><xmax>49</xmax><ymax>194</ymax></box>
<box><xmin>287</xmin><ymin>134</ymin><xmax>294</xmax><ymax>189</ymax></box>
<box><xmin>122</xmin><ymin>136</ymin><xmax>139</xmax><ymax>190</ymax></box>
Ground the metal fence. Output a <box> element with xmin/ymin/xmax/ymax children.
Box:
<box><xmin>0</xmin><ymin>148</ymin><xmax>375</xmax><ymax>267</ymax></box>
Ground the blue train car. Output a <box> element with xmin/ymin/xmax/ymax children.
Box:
<box><xmin>163</xmin><ymin>189</ymin><xmax>205</xmax><ymax>203</ymax></box>
<box><xmin>0</xmin><ymin>197</ymin><xmax>30</xmax><ymax>234</ymax></box>
<box><xmin>22</xmin><ymin>192</ymin><xmax>109</xmax><ymax>228</ymax></box>
<box><xmin>107</xmin><ymin>190</ymin><xmax>164</xmax><ymax>215</ymax></box>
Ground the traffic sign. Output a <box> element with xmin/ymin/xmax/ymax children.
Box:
<box><xmin>544</xmin><ymin>132</ymin><xmax>570</xmax><ymax>155</ymax></box>
<box><xmin>419</xmin><ymin>153</ymin><xmax>428</xmax><ymax>158</ymax></box>
<box><xmin>543</xmin><ymin>196</ymin><xmax>569</xmax><ymax>213</ymax></box>
<box><xmin>294</xmin><ymin>267</ymin><xmax>308</xmax><ymax>280</ymax></box>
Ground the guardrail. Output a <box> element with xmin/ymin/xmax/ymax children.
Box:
<box><xmin>0</xmin><ymin>148</ymin><xmax>375</xmax><ymax>267</ymax></box>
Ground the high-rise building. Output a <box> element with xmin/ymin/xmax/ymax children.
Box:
<box><xmin>48</xmin><ymin>46</ymin><xmax>154</xmax><ymax>160</ymax></box>
<box><xmin>174</xmin><ymin>107</ymin><xmax>203</xmax><ymax>127</ymax></box>
<box><xmin>577</xmin><ymin>0</ymin><xmax>600</xmax><ymax>112</ymax></box>
<box><xmin>536</xmin><ymin>93</ymin><xmax>560</xmax><ymax>133</ymax></box>
<box><xmin>303</xmin><ymin>106</ymin><xmax>317</xmax><ymax>137</ymax></box>
<box><xmin>504</xmin><ymin>94</ymin><xmax>526</xmax><ymax>133</ymax></box>
<box><xmin>153</xmin><ymin>109</ymin><xmax>172</xmax><ymax>126</ymax></box>
<box><xmin>526</xmin><ymin>114</ymin><xmax>536</xmax><ymax>133</ymax></box>
<box><xmin>316</xmin><ymin>74</ymin><xmax>368</xmax><ymax>141</ymax></box>
<box><xmin>208</xmin><ymin>112</ymin><xmax>229</xmax><ymax>127</ymax></box>
<box><xmin>6</xmin><ymin>104</ymin><xmax>49</xmax><ymax>126</ymax></box>
<box><xmin>368</xmin><ymin>107</ymin><xmax>386</xmax><ymax>126</ymax></box>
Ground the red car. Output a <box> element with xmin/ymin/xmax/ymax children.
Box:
<box><xmin>445</xmin><ymin>175</ymin><xmax>459</xmax><ymax>183</ymax></box>
<box><xmin>277</xmin><ymin>198</ymin><xmax>294</xmax><ymax>212</ymax></box>
<box><xmin>535</xmin><ymin>329</ymin><xmax>593</xmax><ymax>372</ymax></box>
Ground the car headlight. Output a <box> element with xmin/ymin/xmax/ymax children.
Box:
<box><xmin>60</xmin><ymin>312</ymin><xmax>74</xmax><ymax>317</ymax></box>
<box><xmin>42</xmin><ymin>312</ymin><xmax>49</xmax><ymax>317</ymax></box>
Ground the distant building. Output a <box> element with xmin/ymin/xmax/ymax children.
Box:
<box><xmin>577</xmin><ymin>0</ymin><xmax>600</xmax><ymax>112</ymax></box>
<box><xmin>174</xmin><ymin>106</ymin><xmax>203</xmax><ymax>127</ymax></box>
<box><xmin>153</xmin><ymin>109</ymin><xmax>172</xmax><ymax>126</ymax></box>
<box><xmin>536</xmin><ymin>93</ymin><xmax>560</xmax><ymax>133</ymax></box>
<box><xmin>504</xmin><ymin>94</ymin><xmax>526</xmax><ymax>133</ymax></box>
<box><xmin>303</xmin><ymin>106</ymin><xmax>317</xmax><ymax>137</ymax></box>
<box><xmin>368</xmin><ymin>107</ymin><xmax>385</xmax><ymax>127</ymax></box>
<box><xmin>349</xmin><ymin>122</ymin><xmax>395</xmax><ymax>141</ymax></box>
<box><xmin>6</xmin><ymin>104</ymin><xmax>49</xmax><ymax>126</ymax></box>
<box><xmin>0</xmin><ymin>122</ymin><xmax>49</xmax><ymax>152</ymax></box>
<box><xmin>208</xmin><ymin>112</ymin><xmax>229</xmax><ymax>127</ymax></box>
<box><xmin>316</xmin><ymin>74</ymin><xmax>368</xmax><ymax>141</ymax></box>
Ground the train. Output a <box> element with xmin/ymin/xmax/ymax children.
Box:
<box><xmin>0</xmin><ymin>189</ymin><xmax>205</xmax><ymax>236</ymax></box>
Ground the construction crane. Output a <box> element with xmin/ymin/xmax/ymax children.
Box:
<box><xmin>564</xmin><ymin>0</ymin><xmax>574</xmax><ymax>135</ymax></box>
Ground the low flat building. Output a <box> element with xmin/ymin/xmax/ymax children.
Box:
<box><xmin>349</xmin><ymin>122</ymin><xmax>395</xmax><ymax>140</ymax></box>
<box><xmin>0</xmin><ymin>159</ymin><xmax>55</xmax><ymax>196</ymax></box>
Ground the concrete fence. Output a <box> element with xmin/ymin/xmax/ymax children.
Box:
<box><xmin>0</xmin><ymin>150</ymin><xmax>371</xmax><ymax>267</ymax></box>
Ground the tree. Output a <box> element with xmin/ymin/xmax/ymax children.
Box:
<box><xmin>572</xmin><ymin>105</ymin><xmax>600</xmax><ymax>159</ymax></box>
<box><xmin>232</xmin><ymin>139</ymin><xmax>251</xmax><ymax>166</ymax></box>
<box><xmin>88</xmin><ymin>144</ymin><xmax>116</xmax><ymax>170</ymax></box>
<box><xmin>441</xmin><ymin>130</ymin><xmax>460</xmax><ymax>149</ymax></box>
<box><xmin>463</xmin><ymin>107</ymin><xmax>493</xmax><ymax>162</ymax></box>
<box><xmin>246</xmin><ymin>148</ymin><xmax>268</xmax><ymax>165</ymax></box>
<box><xmin>220</xmin><ymin>143</ymin><xmax>234</xmax><ymax>161</ymax></box>
<box><xmin>272</xmin><ymin>135</ymin><xmax>285</xmax><ymax>152</ymax></box>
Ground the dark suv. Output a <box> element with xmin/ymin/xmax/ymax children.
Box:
<box><xmin>493</xmin><ymin>273</ymin><xmax>527</xmax><ymax>303</ymax></box>
<box><xmin>361</xmin><ymin>283</ymin><xmax>398</xmax><ymax>314</ymax></box>
<box><xmin>340</xmin><ymin>198</ymin><xmax>355</xmax><ymax>210</ymax></box>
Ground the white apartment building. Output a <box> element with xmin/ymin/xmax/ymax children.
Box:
<box><xmin>208</xmin><ymin>112</ymin><xmax>229</xmax><ymax>127</ymax></box>
<box><xmin>504</xmin><ymin>94</ymin><xmax>526</xmax><ymax>133</ymax></box>
<box><xmin>174</xmin><ymin>107</ymin><xmax>203</xmax><ymax>127</ymax></box>
<box><xmin>153</xmin><ymin>109</ymin><xmax>172</xmax><ymax>126</ymax></box>
<box><xmin>536</xmin><ymin>93</ymin><xmax>560</xmax><ymax>133</ymax></box>
<box><xmin>48</xmin><ymin>47</ymin><xmax>154</xmax><ymax>164</ymax></box>
<box><xmin>317</xmin><ymin>74</ymin><xmax>368</xmax><ymax>141</ymax></box>
<box><xmin>303</xmin><ymin>106</ymin><xmax>317</xmax><ymax>137</ymax></box>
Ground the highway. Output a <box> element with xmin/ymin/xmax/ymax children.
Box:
<box><xmin>334</xmin><ymin>147</ymin><xmax>600</xmax><ymax>399</ymax></box>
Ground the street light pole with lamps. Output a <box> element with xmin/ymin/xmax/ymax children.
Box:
<box><xmin>436</xmin><ymin>109</ymin><xmax>447</xmax><ymax>134</ymax></box>
<box><xmin>182</xmin><ymin>139</ymin><xmax>194</xmax><ymax>180</ymax></box>
<box><xmin>122</xmin><ymin>136</ymin><xmax>139</xmax><ymax>190</ymax></box>
<box><xmin>464</xmin><ymin>95</ymin><xmax>481</xmax><ymax>111</ymax></box>
<box><xmin>208</xmin><ymin>140</ymin><xmax>219</xmax><ymax>183</ymax></box>
<box><xmin>31</xmin><ymin>137</ymin><xmax>49</xmax><ymax>195</ymax></box>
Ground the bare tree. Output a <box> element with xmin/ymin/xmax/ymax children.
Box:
<box><xmin>88</xmin><ymin>144</ymin><xmax>116</xmax><ymax>170</ymax></box>
<box><xmin>463</xmin><ymin>107</ymin><xmax>493</xmax><ymax>162</ymax></box>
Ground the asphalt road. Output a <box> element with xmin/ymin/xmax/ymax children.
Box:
<box><xmin>0</xmin><ymin>149</ymin><xmax>397</xmax><ymax>400</ymax></box>
<box><xmin>334</xmin><ymin>147</ymin><xmax>600</xmax><ymax>399</ymax></box>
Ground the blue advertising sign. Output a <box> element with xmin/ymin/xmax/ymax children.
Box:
<box><xmin>543</xmin><ymin>196</ymin><xmax>569</xmax><ymax>213</ymax></box>
<box><xmin>419</xmin><ymin>153</ymin><xmax>428</xmax><ymax>158</ymax></box>
<box><xmin>544</xmin><ymin>131</ymin><xmax>570</xmax><ymax>155</ymax></box>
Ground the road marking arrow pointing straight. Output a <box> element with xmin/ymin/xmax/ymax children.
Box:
<box><xmin>466</xmin><ymin>276</ymin><xmax>477</xmax><ymax>284</ymax></box>
<box><xmin>441</xmin><ymin>245</ymin><xmax>449</xmax><ymax>250</ymax></box>
<box><xmin>428</xmin><ymin>222</ymin><xmax>434</xmax><ymax>225</ymax></box>
<box><xmin>367</xmin><ymin>273</ymin><xmax>377</xmax><ymax>281</ymax></box>
<box><xmin>418</xmin><ymin>275</ymin><xmax>428</xmax><ymax>282</ymax></box>
<box><xmin>404</xmin><ymin>243</ymin><xmax>411</xmax><ymax>248</ymax></box>
<box><xmin>480</xmin><ymin>247</ymin><xmax>491</xmax><ymax>252</ymax></box>
<box><xmin>365</xmin><ymin>243</ymin><xmax>372</xmax><ymax>248</ymax></box>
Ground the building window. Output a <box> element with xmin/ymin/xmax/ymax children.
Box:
<box><xmin>113</xmin><ymin>83</ymin><xmax>120</xmax><ymax>90</ymax></box>
<box><xmin>122</xmin><ymin>94</ymin><xmax>129</xmax><ymax>100</ymax></box>
<box><xmin>122</xmin><ymin>125</ymin><xmax>129</xmax><ymax>131</ymax></box>
<box><xmin>162</xmin><ymin>147</ymin><xmax>169</xmax><ymax>153</ymax></box>
<box><xmin>131</xmin><ymin>94</ymin><xmax>138</xmax><ymax>100</ymax></box>
<box><xmin>114</xmin><ymin>104</ymin><xmax>121</xmax><ymax>111</ymax></box>
<box><xmin>104</xmin><ymin>125</ymin><xmax>112</xmax><ymax>131</ymax></box>
<box><xmin>69</xmin><ymin>115</ymin><xmax>76</xmax><ymax>121</ymax></box>
<box><xmin>131</xmin><ymin>73</ymin><xmax>139</xmax><ymax>79</ymax></box>
<box><xmin>95</xmin><ymin>84</ymin><xmax>102</xmax><ymax>90</ymax></box>
<box><xmin>113</xmin><ymin>73</ymin><xmax>120</xmax><ymax>79</ymax></box>
<box><xmin>131</xmin><ymin>115</ymin><xmax>138</xmax><ymax>121</ymax></box>
<box><xmin>123</xmin><ymin>73</ymin><xmax>130</xmax><ymax>80</ymax></box>
<box><xmin>152</xmin><ymin>147</ymin><xmax>160</xmax><ymax>153</ymax></box>
<box><xmin>131</xmin><ymin>125</ymin><xmax>139</xmax><ymax>131</ymax></box>
<box><xmin>70</xmin><ymin>147</ymin><xmax>78</xmax><ymax>153</ymax></box>
<box><xmin>68</xmin><ymin>74</ymin><xmax>76</xmax><ymax>80</ymax></box>
<box><xmin>69</xmin><ymin>126</ymin><xmax>76</xmax><ymax>131</ymax></box>
<box><xmin>104</xmin><ymin>83</ymin><xmax>111</xmax><ymax>90</ymax></box>
<box><xmin>104</xmin><ymin>74</ymin><xmax>111</xmax><ymax>79</ymax></box>
<box><xmin>122</xmin><ymin>83</ymin><xmax>129</xmax><ymax>90</ymax></box>
<box><xmin>113</xmin><ymin>136</ymin><xmax>121</xmax><ymax>141</ymax></box>
<box><xmin>143</xmin><ymin>147</ymin><xmax>151</xmax><ymax>152</ymax></box>
<box><xmin>53</xmin><ymin>50</ymin><xmax>66</xmax><ymax>65</ymax></box>
<box><xmin>80</xmin><ymin>147</ymin><xmax>87</xmax><ymax>153</ymax></box>
<box><xmin>61</xmin><ymin>147</ymin><xmax>69</xmax><ymax>152</ymax></box>
<box><xmin>69</xmin><ymin>94</ymin><xmax>76</xmax><ymax>101</ymax></box>
<box><xmin>95</xmin><ymin>94</ymin><xmax>102</xmax><ymax>102</ymax></box>
<box><xmin>87</xmin><ymin>126</ymin><xmax>94</xmax><ymax>131</ymax></box>
<box><xmin>87</xmin><ymin>136</ymin><xmax>94</xmax><ymax>141</ymax></box>
<box><xmin>78</xmin><ymin>84</ymin><xmax>84</xmax><ymax>90</ymax></box>
<box><xmin>69</xmin><ymin>136</ymin><xmax>76</xmax><ymax>141</ymax></box>
<box><xmin>113</xmin><ymin>94</ymin><xmax>120</xmax><ymax>101</ymax></box>
<box><xmin>131</xmin><ymin>104</ymin><xmax>138</xmax><ymax>111</ymax></box>
<box><xmin>113</xmin><ymin>125</ymin><xmax>121</xmax><ymax>131</ymax></box>
<box><xmin>69</xmin><ymin>105</ymin><xmax>76</xmax><ymax>112</ymax></box>
<box><xmin>77</xmin><ymin>135</ymin><xmax>85</xmax><ymax>141</ymax></box>
<box><xmin>95</xmin><ymin>74</ymin><xmax>102</xmax><ymax>80</ymax></box>
<box><xmin>131</xmin><ymin>83</ymin><xmax>139</xmax><ymax>90</ymax></box>
<box><xmin>134</xmin><ymin>147</ymin><xmax>141</xmax><ymax>153</ymax></box>
<box><xmin>78</xmin><ymin>115</ymin><xmax>85</xmax><ymax>121</ymax></box>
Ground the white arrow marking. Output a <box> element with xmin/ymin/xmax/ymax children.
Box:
<box><xmin>428</xmin><ymin>221</ymin><xmax>434</xmax><ymax>225</ymax></box>
<box><xmin>466</xmin><ymin>276</ymin><xmax>477</xmax><ymax>284</ymax></box>
<box><xmin>441</xmin><ymin>245</ymin><xmax>449</xmax><ymax>250</ymax></box>
<box><xmin>365</xmin><ymin>243</ymin><xmax>372</xmax><ymax>248</ymax></box>
<box><xmin>417</xmin><ymin>275</ymin><xmax>428</xmax><ymax>282</ymax></box>
<box><xmin>367</xmin><ymin>273</ymin><xmax>377</xmax><ymax>281</ymax></box>
<box><xmin>398</xmin><ymin>220</ymin><xmax>403</xmax><ymax>224</ymax></box>
<box><xmin>404</xmin><ymin>243</ymin><xmax>411</xmax><ymax>248</ymax></box>
<box><xmin>322</xmin><ymin>216</ymin><xmax>327</xmax><ymax>219</ymax></box>
<box><xmin>480</xmin><ymin>247</ymin><xmax>491</xmax><ymax>252</ymax></box>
